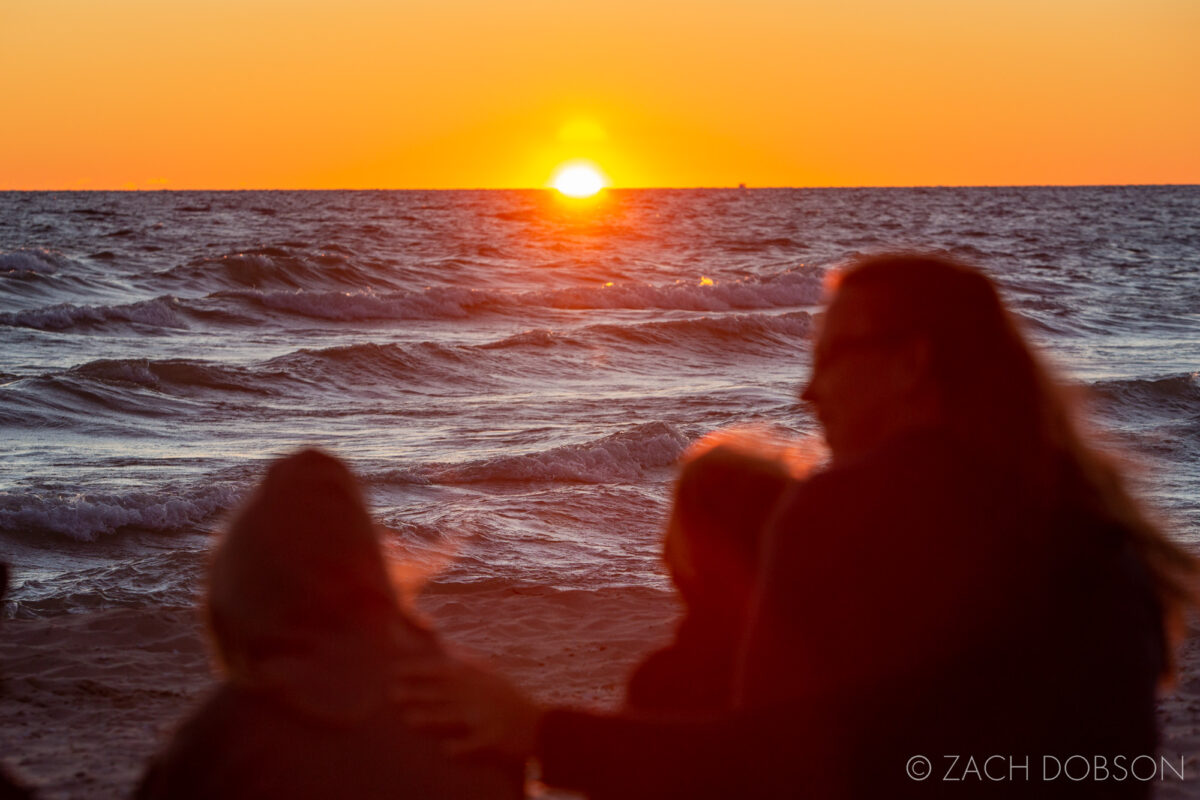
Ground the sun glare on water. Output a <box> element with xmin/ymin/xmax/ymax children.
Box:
<box><xmin>551</xmin><ymin>162</ymin><xmax>606</xmax><ymax>198</ymax></box>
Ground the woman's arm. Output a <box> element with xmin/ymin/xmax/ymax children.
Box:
<box><xmin>394</xmin><ymin>655</ymin><xmax>835</xmax><ymax>800</ymax></box>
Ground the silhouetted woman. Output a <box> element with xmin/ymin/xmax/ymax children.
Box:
<box><xmin>732</xmin><ymin>253</ymin><xmax>1198</xmax><ymax>797</ymax></box>
<box><xmin>626</xmin><ymin>430</ymin><xmax>796</xmax><ymax>713</ymax></box>
<box><xmin>399</xmin><ymin>254</ymin><xmax>1194</xmax><ymax>800</ymax></box>
<box><xmin>136</xmin><ymin>449</ymin><xmax>522</xmax><ymax>800</ymax></box>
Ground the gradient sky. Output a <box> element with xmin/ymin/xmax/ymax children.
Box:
<box><xmin>2</xmin><ymin>0</ymin><xmax>1197</xmax><ymax>189</ymax></box>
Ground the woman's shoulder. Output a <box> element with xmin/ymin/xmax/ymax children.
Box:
<box><xmin>779</xmin><ymin>427</ymin><xmax>962</xmax><ymax>499</ymax></box>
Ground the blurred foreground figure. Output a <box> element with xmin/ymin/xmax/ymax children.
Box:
<box><xmin>724</xmin><ymin>253</ymin><xmax>1196</xmax><ymax>797</ymax></box>
<box><xmin>136</xmin><ymin>450</ymin><xmax>521</xmax><ymax>800</ymax></box>
<box><xmin>401</xmin><ymin>254</ymin><xmax>1194</xmax><ymax>800</ymax></box>
<box><xmin>625</xmin><ymin>431</ymin><xmax>796</xmax><ymax>713</ymax></box>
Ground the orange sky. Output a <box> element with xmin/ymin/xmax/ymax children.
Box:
<box><xmin>2</xmin><ymin>0</ymin><xmax>1197</xmax><ymax>189</ymax></box>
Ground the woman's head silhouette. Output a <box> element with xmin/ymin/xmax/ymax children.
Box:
<box><xmin>805</xmin><ymin>253</ymin><xmax>1194</xmax><ymax>663</ymax></box>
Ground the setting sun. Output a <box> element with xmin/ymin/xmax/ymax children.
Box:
<box><xmin>550</xmin><ymin>162</ymin><xmax>606</xmax><ymax>197</ymax></box>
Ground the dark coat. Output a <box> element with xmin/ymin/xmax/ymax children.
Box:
<box><xmin>625</xmin><ymin>610</ymin><xmax>742</xmax><ymax>714</ymax></box>
<box><xmin>538</xmin><ymin>429</ymin><xmax>1164</xmax><ymax>799</ymax></box>
<box><xmin>135</xmin><ymin>683</ymin><xmax>523</xmax><ymax>800</ymax></box>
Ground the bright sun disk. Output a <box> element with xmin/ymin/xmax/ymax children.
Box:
<box><xmin>551</xmin><ymin>163</ymin><xmax>606</xmax><ymax>197</ymax></box>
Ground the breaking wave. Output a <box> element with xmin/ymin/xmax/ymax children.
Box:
<box><xmin>0</xmin><ymin>482</ymin><xmax>243</xmax><ymax>542</ymax></box>
<box><xmin>376</xmin><ymin>422</ymin><xmax>692</xmax><ymax>485</ymax></box>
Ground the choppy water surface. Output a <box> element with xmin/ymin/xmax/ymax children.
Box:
<box><xmin>1</xmin><ymin>187</ymin><xmax>1198</xmax><ymax>616</ymax></box>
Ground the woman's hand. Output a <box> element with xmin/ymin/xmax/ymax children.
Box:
<box><xmin>392</xmin><ymin>654</ymin><xmax>543</xmax><ymax>760</ymax></box>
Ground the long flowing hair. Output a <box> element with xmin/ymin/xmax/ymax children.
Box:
<box><xmin>835</xmin><ymin>254</ymin><xmax>1195</xmax><ymax>667</ymax></box>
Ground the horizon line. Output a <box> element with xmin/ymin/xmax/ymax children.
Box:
<box><xmin>2</xmin><ymin>182</ymin><xmax>1198</xmax><ymax>192</ymax></box>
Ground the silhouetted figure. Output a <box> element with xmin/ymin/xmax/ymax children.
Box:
<box><xmin>626</xmin><ymin>431</ymin><xmax>794</xmax><ymax>713</ymax></box>
<box><xmin>401</xmin><ymin>254</ymin><xmax>1195</xmax><ymax>800</ymax></box>
<box><xmin>135</xmin><ymin>450</ymin><xmax>522</xmax><ymax>800</ymax></box>
<box><xmin>731</xmin><ymin>254</ymin><xmax>1195</xmax><ymax>797</ymax></box>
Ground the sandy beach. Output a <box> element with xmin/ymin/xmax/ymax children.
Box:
<box><xmin>1</xmin><ymin>586</ymin><xmax>1197</xmax><ymax>798</ymax></box>
<box><xmin>0</xmin><ymin>585</ymin><xmax>678</xmax><ymax>798</ymax></box>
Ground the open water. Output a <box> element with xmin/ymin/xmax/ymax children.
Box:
<box><xmin>1</xmin><ymin>187</ymin><xmax>1198</xmax><ymax>617</ymax></box>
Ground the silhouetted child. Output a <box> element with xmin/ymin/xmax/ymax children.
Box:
<box><xmin>135</xmin><ymin>450</ymin><xmax>522</xmax><ymax>800</ymax></box>
<box><xmin>625</xmin><ymin>431</ymin><xmax>799</xmax><ymax>712</ymax></box>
